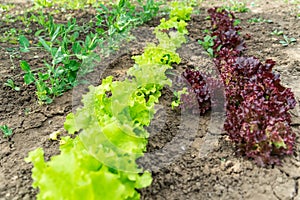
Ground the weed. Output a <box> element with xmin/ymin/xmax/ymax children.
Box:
<box><xmin>4</xmin><ymin>79</ymin><xmax>20</xmax><ymax>91</ymax></box>
<box><xmin>19</xmin><ymin>35</ymin><xmax>30</xmax><ymax>53</ymax></box>
<box><xmin>171</xmin><ymin>88</ymin><xmax>188</xmax><ymax>109</ymax></box>
<box><xmin>96</xmin><ymin>0</ymin><xmax>160</xmax><ymax>37</ymax></box>
<box><xmin>24</xmin><ymin>108</ymin><xmax>31</xmax><ymax>115</ymax></box>
<box><xmin>0</xmin><ymin>125</ymin><xmax>13</xmax><ymax>138</ymax></box>
<box><xmin>0</xmin><ymin>3</ymin><xmax>15</xmax><ymax>12</ymax></box>
<box><xmin>19</xmin><ymin>13</ymin><xmax>102</xmax><ymax>103</ymax></box>
<box><xmin>233</xmin><ymin>19</ymin><xmax>241</xmax><ymax>26</ymax></box>
<box><xmin>0</xmin><ymin>46</ymin><xmax>21</xmax><ymax>69</ymax></box>
<box><xmin>0</xmin><ymin>28</ymin><xmax>19</xmax><ymax>44</ymax></box>
<box><xmin>248</xmin><ymin>17</ymin><xmax>273</xmax><ymax>23</ymax></box>
<box><xmin>202</xmin><ymin>29</ymin><xmax>211</xmax><ymax>34</ymax></box>
<box><xmin>279</xmin><ymin>35</ymin><xmax>297</xmax><ymax>46</ymax></box>
<box><xmin>223</xmin><ymin>0</ymin><xmax>249</xmax><ymax>13</ymax></box>
<box><xmin>198</xmin><ymin>35</ymin><xmax>217</xmax><ymax>57</ymax></box>
<box><xmin>271</xmin><ymin>29</ymin><xmax>284</xmax><ymax>36</ymax></box>
<box><xmin>33</xmin><ymin>0</ymin><xmax>98</xmax><ymax>9</ymax></box>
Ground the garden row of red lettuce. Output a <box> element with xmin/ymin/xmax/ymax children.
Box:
<box><xmin>182</xmin><ymin>8</ymin><xmax>296</xmax><ymax>166</ymax></box>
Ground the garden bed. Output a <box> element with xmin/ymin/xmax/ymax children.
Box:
<box><xmin>1</xmin><ymin>1</ymin><xmax>300</xmax><ymax>200</ymax></box>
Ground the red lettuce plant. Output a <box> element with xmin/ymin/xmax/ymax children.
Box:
<box><xmin>180</xmin><ymin>69</ymin><xmax>212</xmax><ymax>114</ymax></box>
<box><xmin>208</xmin><ymin>7</ymin><xmax>246</xmax><ymax>54</ymax></box>
<box><xmin>178</xmin><ymin>7</ymin><xmax>296</xmax><ymax>165</ymax></box>
<box><xmin>176</xmin><ymin>68</ymin><xmax>224</xmax><ymax>115</ymax></box>
<box><xmin>224</xmin><ymin>57</ymin><xmax>296</xmax><ymax>165</ymax></box>
<box><xmin>206</xmin><ymin>7</ymin><xmax>296</xmax><ymax>165</ymax></box>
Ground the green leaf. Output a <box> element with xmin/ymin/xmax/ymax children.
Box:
<box><xmin>274</xmin><ymin>140</ymin><xmax>287</xmax><ymax>149</ymax></box>
<box><xmin>169</xmin><ymin>1</ymin><xmax>193</xmax><ymax>21</ymax></box>
<box><xmin>54</xmin><ymin>66</ymin><xmax>65</xmax><ymax>76</ymax></box>
<box><xmin>38</xmin><ymin>72</ymin><xmax>49</xmax><ymax>81</ymax></box>
<box><xmin>64</xmin><ymin>113</ymin><xmax>78</xmax><ymax>134</ymax></box>
<box><xmin>75</xmin><ymin>54</ymin><xmax>88</xmax><ymax>60</ymax></box>
<box><xmin>19</xmin><ymin>35</ymin><xmax>30</xmax><ymax>53</ymax></box>
<box><xmin>25</xmin><ymin>136</ymin><xmax>149</xmax><ymax>200</ymax></box>
<box><xmin>72</xmin><ymin>42</ymin><xmax>82</xmax><ymax>54</ymax></box>
<box><xmin>20</xmin><ymin>60</ymin><xmax>31</xmax><ymax>72</ymax></box>
<box><xmin>71</xmin><ymin>31</ymin><xmax>79</xmax><ymax>41</ymax></box>
<box><xmin>38</xmin><ymin>37</ymin><xmax>51</xmax><ymax>53</ymax></box>
<box><xmin>207</xmin><ymin>48</ymin><xmax>214</xmax><ymax>57</ymax></box>
<box><xmin>96</xmin><ymin>27</ymin><xmax>105</xmax><ymax>34</ymax></box>
<box><xmin>85</xmin><ymin>35</ymin><xmax>91</xmax><ymax>49</ymax></box>
<box><xmin>4</xmin><ymin>79</ymin><xmax>20</xmax><ymax>91</ymax></box>
<box><xmin>67</xmin><ymin>60</ymin><xmax>80</xmax><ymax>71</ymax></box>
<box><xmin>118</xmin><ymin>0</ymin><xmax>125</xmax><ymax>8</ymax></box>
<box><xmin>135</xmin><ymin>171</ymin><xmax>152</xmax><ymax>188</ymax></box>
<box><xmin>34</xmin><ymin>29</ymin><xmax>44</xmax><ymax>37</ymax></box>
<box><xmin>51</xmin><ymin>26</ymin><xmax>61</xmax><ymax>42</ymax></box>
<box><xmin>14</xmin><ymin>86</ymin><xmax>20</xmax><ymax>91</ymax></box>
<box><xmin>99</xmin><ymin>3</ymin><xmax>109</xmax><ymax>12</ymax></box>
<box><xmin>53</xmin><ymin>47</ymin><xmax>64</xmax><ymax>65</ymax></box>
<box><xmin>24</xmin><ymin>73</ymin><xmax>35</xmax><ymax>84</ymax></box>
<box><xmin>4</xmin><ymin>79</ymin><xmax>14</xmax><ymax>87</ymax></box>
<box><xmin>0</xmin><ymin>125</ymin><xmax>13</xmax><ymax>137</ymax></box>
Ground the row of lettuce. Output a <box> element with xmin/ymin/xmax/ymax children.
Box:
<box><xmin>25</xmin><ymin>2</ymin><xmax>193</xmax><ymax>200</ymax></box>
<box><xmin>182</xmin><ymin>8</ymin><xmax>296</xmax><ymax>166</ymax></box>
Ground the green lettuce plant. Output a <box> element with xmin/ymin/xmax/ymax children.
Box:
<box><xmin>25</xmin><ymin>2</ymin><xmax>192</xmax><ymax>199</ymax></box>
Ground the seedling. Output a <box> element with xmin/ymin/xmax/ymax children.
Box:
<box><xmin>19</xmin><ymin>35</ymin><xmax>30</xmax><ymax>53</ymax></box>
<box><xmin>24</xmin><ymin>108</ymin><xmax>31</xmax><ymax>115</ymax></box>
<box><xmin>33</xmin><ymin>0</ymin><xmax>97</xmax><ymax>9</ymax></box>
<box><xmin>279</xmin><ymin>35</ymin><xmax>297</xmax><ymax>46</ymax></box>
<box><xmin>202</xmin><ymin>29</ymin><xmax>211</xmax><ymax>34</ymax></box>
<box><xmin>233</xmin><ymin>19</ymin><xmax>241</xmax><ymax>26</ymax></box>
<box><xmin>0</xmin><ymin>3</ymin><xmax>15</xmax><ymax>12</ymax></box>
<box><xmin>4</xmin><ymin>79</ymin><xmax>20</xmax><ymax>91</ymax></box>
<box><xmin>271</xmin><ymin>29</ymin><xmax>284</xmax><ymax>36</ymax></box>
<box><xmin>223</xmin><ymin>0</ymin><xmax>249</xmax><ymax>13</ymax></box>
<box><xmin>0</xmin><ymin>125</ymin><xmax>13</xmax><ymax>138</ymax></box>
<box><xmin>198</xmin><ymin>35</ymin><xmax>217</xmax><ymax>57</ymax></box>
<box><xmin>19</xmin><ymin>16</ymin><xmax>101</xmax><ymax>104</ymax></box>
<box><xmin>0</xmin><ymin>28</ymin><xmax>20</xmax><ymax>44</ymax></box>
<box><xmin>171</xmin><ymin>88</ymin><xmax>188</xmax><ymax>109</ymax></box>
<box><xmin>248</xmin><ymin>17</ymin><xmax>272</xmax><ymax>23</ymax></box>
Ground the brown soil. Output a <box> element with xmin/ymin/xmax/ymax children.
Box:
<box><xmin>1</xmin><ymin>1</ymin><xmax>300</xmax><ymax>200</ymax></box>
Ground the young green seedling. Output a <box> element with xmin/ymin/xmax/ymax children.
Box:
<box><xmin>171</xmin><ymin>88</ymin><xmax>188</xmax><ymax>109</ymax></box>
<box><xmin>198</xmin><ymin>35</ymin><xmax>217</xmax><ymax>57</ymax></box>
<box><xmin>0</xmin><ymin>125</ymin><xmax>13</xmax><ymax>138</ymax></box>
<box><xmin>233</xmin><ymin>19</ymin><xmax>241</xmax><ymax>26</ymax></box>
<box><xmin>33</xmin><ymin>0</ymin><xmax>97</xmax><ymax>9</ymax></box>
<box><xmin>4</xmin><ymin>79</ymin><xmax>20</xmax><ymax>91</ymax></box>
<box><xmin>19</xmin><ymin>35</ymin><xmax>30</xmax><ymax>53</ymax></box>
<box><xmin>223</xmin><ymin>0</ymin><xmax>249</xmax><ymax>13</ymax></box>
<box><xmin>248</xmin><ymin>17</ymin><xmax>272</xmax><ymax>23</ymax></box>
<box><xmin>279</xmin><ymin>35</ymin><xmax>297</xmax><ymax>46</ymax></box>
<box><xmin>271</xmin><ymin>29</ymin><xmax>284</xmax><ymax>36</ymax></box>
